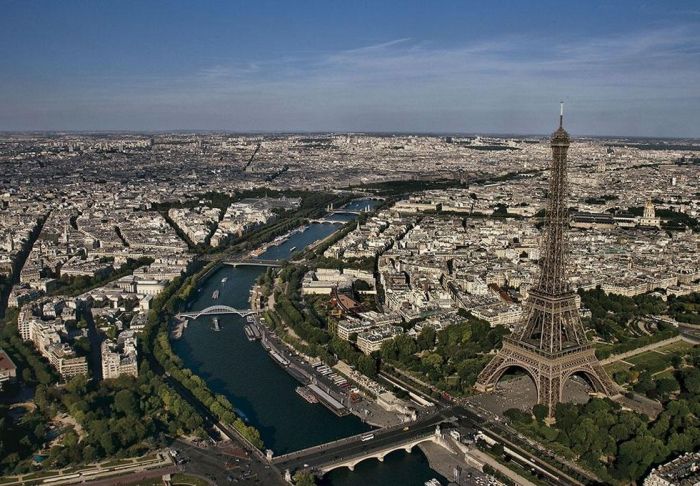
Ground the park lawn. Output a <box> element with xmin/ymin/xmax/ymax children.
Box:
<box><xmin>656</xmin><ymin>341</ymin><xmax>695</xmax><ymax>354</ymax></box>
<box><xmin>20</xmin><ymin>470</ymin><xmax>57</xmax><ymax>480</ymax></box>
<box><xmin>172</xmin><ymin>473</ymin><xmax>210</xmax><ymax>486</ymax></box>
<box><xmin>627</xmin><ymin>351</ymin><xmax>673</xmax><ymax>374</ymax></box>
<box><xmin>101</xmin><ymin>458</ymin><xmax>137</xmax><ymax>468</ymax></box>
<box><xmin>653</xmin><ymin>369</ymin><xmax>675</xmax><ymax>380</ymax></box>
<box><xmin>594</xmin><ymin>342</ymin><xmax>614</xmax><ymax>354</ymax></box>
<box><xmin>604</xmin><ymin>361</ymin><xmax>632</xmax><ymax>375</ymax></box>
<box><xmin>122</xmin><ymin>479</ymin><xmax>162</xmax><ymax>486</ymax></box>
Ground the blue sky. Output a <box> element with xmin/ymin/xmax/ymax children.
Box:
<box><xmin>1</xmin><ymin>0</ymin><xmax>699</xmax><ymax>136</ymax></box>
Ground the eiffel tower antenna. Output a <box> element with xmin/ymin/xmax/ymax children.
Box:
<box><xmin>559</xmin><ymin>101</ymin><xmax>564</xmax><ymax>128</ymax></box>
<box><xmin>475</xmin><ymin>104</ymin><xmax>619</xmax><ymax>418</ymax></box>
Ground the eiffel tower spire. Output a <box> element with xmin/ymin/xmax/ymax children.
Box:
<box><xmin>475</xmin><ymin>104</ymin><xmax>619</xmax><ymax>417</ymax></box>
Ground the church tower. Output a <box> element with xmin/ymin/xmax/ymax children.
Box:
<box><xmin>639</xmin><ymin>199</ymin><xmax>661</xmax><ymax>228</ymax></box>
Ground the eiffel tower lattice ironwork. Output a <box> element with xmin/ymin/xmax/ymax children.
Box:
<box><xmin>475</xmin><ymin>103</ymin><xmax>619</xmax><ymax>417</ymax></box>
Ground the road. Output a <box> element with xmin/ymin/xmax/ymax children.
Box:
<box><xmin>82</xmin><ymin>465</ymin><xmax>178</xmax><ymax>486</ymax></box>
<box><xmin>2</xmin><ymin>452</ymin><xmax>176</xmax><ymax>486</ymax></box>
<box><xmin>456</xmin><ymin>406</ymin><xmax>593</xmax><ymax>486</ymax></box>
<box><xmin>175</xmin><ymin>439</ymin><xmax>282</xmax><ymax>486</ymax></box>
<box><xmin>273</xmin><ymin>410</ymin><xmax>453</xmax><ymax>473</ymax></box>
<box><xmin>272</xmin><ymin>398</ymin><xmax>590</xmax><ymax>486</ymax></box>
<box><xmin>143</xmin><ymin>340</ymin><xmax>285</xmax><ymax>485</ymax></box>
<box><xmin>381</xmin><ymin>364</ymin><xmax>597</xmax><ymax>485</ymax></box>
<box><xmin>678</xmin><ymin>323</ymin><xmax>700</xmax><ymax>343</ymax></box>
<box><xmin>378</xmin><ymin>369</ymin><xmax>448</xmax><ymax>407</ymax></box>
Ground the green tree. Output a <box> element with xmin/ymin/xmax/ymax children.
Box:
<box><xmin>114</xmin><ymin>389</ymin><xmax>139</xmax><ymax>417</ymax></box>
<box><xmin>533</xmin><ymin>404</ymin><xmax>548</xmax><ymax>423</ymax></box>
<box><xmin>491</xmin><ymin>442</ymin><xmax>505</xmax><ymax>457</ymax></box>
<box><xmin>614</xmin><ymin>435</ymin><xmax>669</xmax><ymax>481</ymax></box>
<box><xmin>655</xmin><ymin>377</ymin><xmax>680</xmax><ymax>397</ymax></box>
<box><xmin>681</xmin><ymin>368</ymin><xmax>700</xmax><ymax>394</ymax></box>
<box><xmin>416</xmin><ymin>326</ymin><xmax>436</xmax><ymax>351</ymax></box>
<box><xmin>99</xmin><ymin>432</ymin><xmax>117</xmax><ymax>455</ymax></box>
<box><xmin>421</xmin><ymin>353</ymin><xmax>443</xmax><ymax>370</ymax></box>
<box><xmin>357</xmin><ymin>354</ymin><xmax>378</xmax><ymax>378</ymax></box>
<box><xmin>293</xmin><ymin>471</ymin><xmax>316</xmax><ymax>486</ymax></box>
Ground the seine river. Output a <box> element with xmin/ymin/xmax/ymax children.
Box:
<box><xmin>173</xmin><ymin>201</ymin><xmax>447</xmax><ymax>485</ymax></box>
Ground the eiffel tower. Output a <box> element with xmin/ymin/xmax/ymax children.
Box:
<box><xmin>475</xmin><ymin>103</ymin><xmax>619</xmax><ymax>417</ymax></box>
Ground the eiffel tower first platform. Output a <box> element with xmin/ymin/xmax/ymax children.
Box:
<box><xmin>475</xmin><ymin>104</ymin><xmax>620</xmax><ymax>417</ymax></box>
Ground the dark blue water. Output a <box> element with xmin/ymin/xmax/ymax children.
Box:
<box><xmin>319</xmin><ymin>449</ymin><xmax>443</xmax><ymax>486</ymax></box>
<box><xmin>342</xmin><ymin>199</ymin><xmax>381</xmax><ymax>212</ymax></box>
<box><xmin>327</xmin><ymin>212</ymin><xmax>356</xmax><ymax>222</ymax></box>
<box><xmin>257</xmin><ymin>222</ymin><xmax>342</xmax><ymax>261</ymax></box>
<box><xmin>174</xmin><ymin>203</ymin><xmax>446</xmax><ymax>485</ymax></box>
<box><xmin>173</xmin><ymin>265</ymin><xmax>370</xmax><ymax>453</ymax></box>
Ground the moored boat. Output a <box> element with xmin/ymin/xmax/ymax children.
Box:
<box><xmin>296</xmin><ymin>386</ymin><xmax>319</xmax><ymax>404</ymax></box>
<box><xmin>244</xmin><ymin>325</ymin><xmax>256</xmax><ymax>341</ymax></box>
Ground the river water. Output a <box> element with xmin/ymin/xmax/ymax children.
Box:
<box><xmin>173</xmin><ymin>200</ymin><xmax>447</xmax><ymax>485</ymax></box>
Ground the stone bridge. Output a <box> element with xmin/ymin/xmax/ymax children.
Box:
<box><xmin>223</xmin><ymin>259</ymin><xmax>282</xmax><ymax>267</ymax></box>
<box><xmin>314</xmin><ymin>429</ymin><xmax>443</xmax><ymax>474</ymax></box>
<box><xmin>272</xmin><ymin>411</ymin><xmax>456</xmax><ymax>477</ymax></box>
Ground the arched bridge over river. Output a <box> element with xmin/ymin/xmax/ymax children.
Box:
<box><xmin>176</xmin><ymin>305</ymin><xmax>256</xmax><ymax>320</ymax></box>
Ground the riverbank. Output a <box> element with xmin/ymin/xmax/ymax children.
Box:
<box><xmin>255</xmin><ymin>314</ymin><xmax>406</xmax><ymax>428</ymax></box>
<box><xmin>256</xmin><ymin>316</ymin><xmax>350</xmax><ymax>417</ymax></box>
<box><xmin>174</xmin><ymin>265</ymin><xmax>371</xmax><ymax>454</ymax></box>
<box><xmin>172</xmin><ymin>198</ymin><xmax>453</xmax><ymax>484</ymax></box>
<box><xmin>417</xmin><ymin>441</ymin><xmax>495</xmax><ymax>486</ymax></box>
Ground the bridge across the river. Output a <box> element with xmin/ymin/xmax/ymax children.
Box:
<box><xmin>272</xmin><ymin>409</ymin><xmax>456</xmax><ymax>475</ymax></box>
<box><xmin>331</xmin><ymin>209</ymin><xmax>363</xmax><ymax>215</ymax></box>
<box><xmin>177</xmin><ymin>305</ymin><xmax>256</xmax><ymax>320</ymax></box>
<box><xmin>223</xmin><ymin>259</ymin><xmax>282</xmax><ymax>268</ymax></box>
<box><xmin>308</xmin><ymin>218</ymin><xmax>352</xmax><ymax>224</ymax></box>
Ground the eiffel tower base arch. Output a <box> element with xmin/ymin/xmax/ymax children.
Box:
<box><xmin>475</xmin><ymin>340</ymin><xmax>620</xmax><ymax>418</ymax></box>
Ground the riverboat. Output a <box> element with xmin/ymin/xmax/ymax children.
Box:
<box><xmin>244</xmin><ymin>325</ymin><xmax>256</xmax><ymax>341</ymax></box>
<box><xmin>212</xmin><ymin>289</ymin><xmax>220</xmax><ymax>299</ymax></box>
<box><xmin>296</xmin><ymin>386</ymin><xmax>319</xmax><ymax>404</ymax></box>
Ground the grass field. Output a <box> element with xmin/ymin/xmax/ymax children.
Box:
<box><xmin>118</xmin><ymin>473</ymin><xmax>209</xmax><ymax>486</ymax></box>
<box><xmin>653</xmin><ymin>369</ymin><xmax>675</xmax><ymax>379</ymax></box>
<box><xmin>656</xmin><ymin>341</ymin><xmax>695</xmax><ymax>354</ymax></box>
<box><xmin>626</xmin><ymin>351</ymin><xmax>674</xmax><ymax>374</ymax></box>
<box><xmin>594</xmin><ymin>342</ymin><xmax>614</xmax><ymax>352</ymax></box>
<box><xmin>604</xmin><ymin>361</ymin><xmax>633</xmax><ymax>375</ymax></box>
<box><xmin>172</xmin><ymin>473</ymin><xmax>210</xmax><ymax>486</ymax></box>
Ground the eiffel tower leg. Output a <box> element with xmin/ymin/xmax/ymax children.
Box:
<box><xmin>562</xmin><ymin>359</ymin><xmax>621</xmax><ymax>399</ymax></box>
<box><xmin>475</xmin><ymin>353</ymin><xmax>508</xmax><ymax>392</ymax></box>
<box><xmin>588</xmin><ymin>361</ymin><xmax>620</xmax><ymax>397</ymax></box>
<box><xmin>539</xmin><ymin>369</ymin><xmax>562</xmax><ymax>420</ymax></box>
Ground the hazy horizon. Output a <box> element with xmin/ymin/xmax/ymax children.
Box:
<box><xmin>2</xmin><ymin>130</ymin><xmax>699</xmax><ymax>142</ymax></box>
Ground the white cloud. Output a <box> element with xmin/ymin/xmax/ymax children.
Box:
<box><xmin>2</xmin><ymin>25</ymin><xmax>699</xmax><ymax>134</ymax></box>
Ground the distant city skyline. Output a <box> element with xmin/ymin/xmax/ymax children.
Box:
<box><xmin>1</xmin><ymin>0</ymin><xmax>699</xmax><ymax>137</ymax></box>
